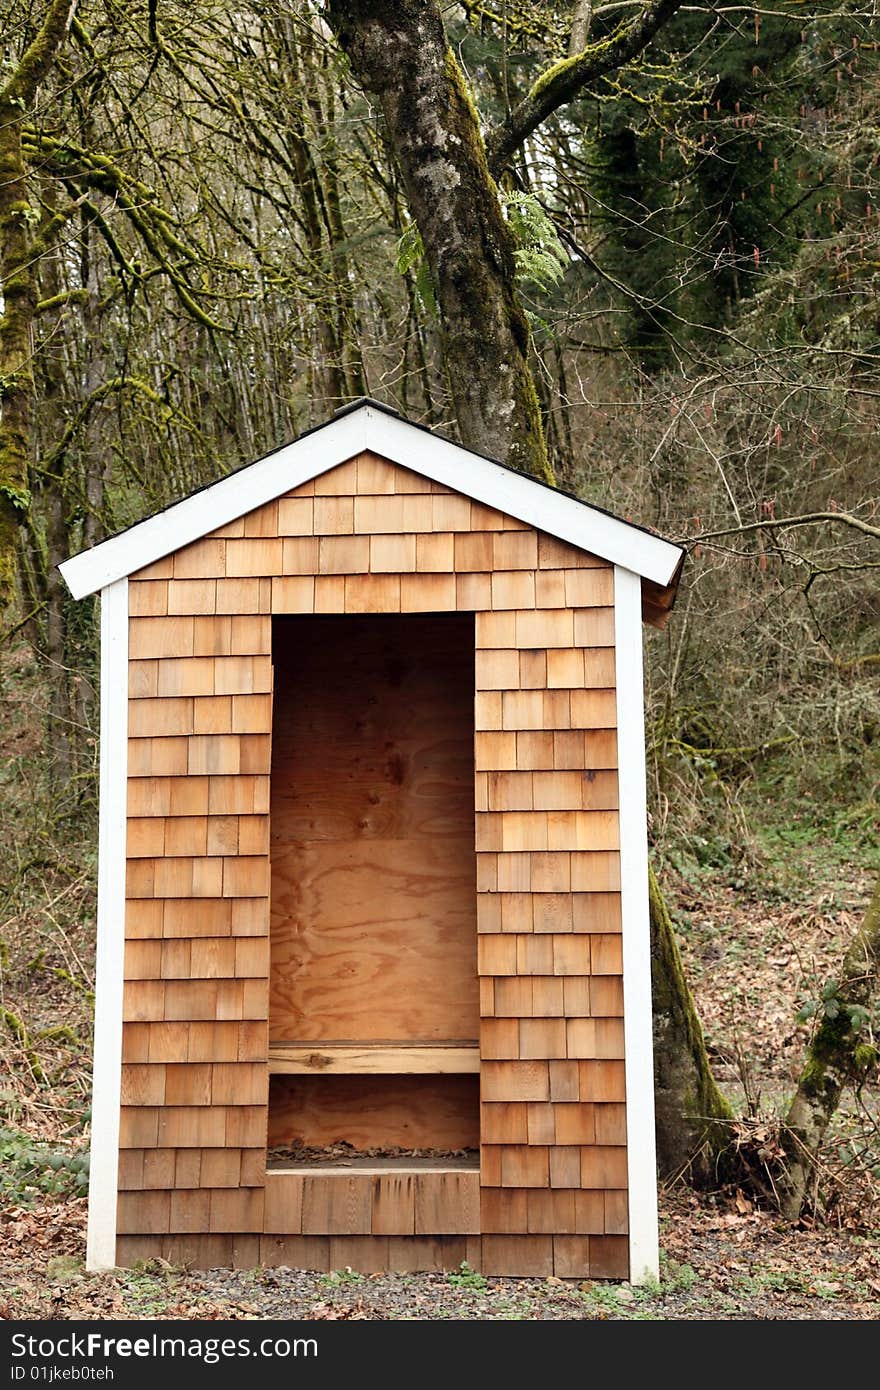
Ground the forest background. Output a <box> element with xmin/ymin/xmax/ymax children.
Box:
<box><xmin>0</xmin><ymin>0</ymin><xmax>878</xmax><ymax>1319</ymax></box>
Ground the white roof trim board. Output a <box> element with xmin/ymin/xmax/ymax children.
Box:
<box><xmin>60</xmin><ymin>400</ymin><xmax>684</xmax><ymax>600</ymax></box>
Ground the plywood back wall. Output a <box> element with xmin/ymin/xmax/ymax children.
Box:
<box><xmin>270</xmin><ymin>612</ymin><xmax>478</xmax><ymax>1046</ymax></box>
<box><xmin>119</xmin><ymin>449</ymin><xmax>627</xmax><ymax>1280</ymax></box>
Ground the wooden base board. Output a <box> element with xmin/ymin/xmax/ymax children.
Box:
<box><xmin>114</xmin><ymin>1231</ymin><xmax>629</xmax><ymax>1278</ymax></box>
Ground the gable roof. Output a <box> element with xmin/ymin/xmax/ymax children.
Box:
<box><xmin>59</xmin><ymin>398</ymin><xmax>684</xmax><ymax>620</ymax></box>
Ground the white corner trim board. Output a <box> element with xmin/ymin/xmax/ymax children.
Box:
<box><xmin>614</xmin><ymin>564</ymin><xmax>660</xmax><ymax>1286</ymax></box>
<box><xmin>59</xmin><ymin>402</ymin><xmax>683</xmax><ymax>599</ymax></box>
<box><xmin>86</xmin><ymin>578</ymin><xmax>129</xmax><ymax>1272</ymax></box>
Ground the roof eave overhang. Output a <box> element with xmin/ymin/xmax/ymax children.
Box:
<box><xmin>59</xmin><ymin>402</ymin><xmax>685</xmax><ymax>606</ymax></box>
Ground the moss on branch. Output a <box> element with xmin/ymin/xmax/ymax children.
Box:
<box><xmin>486</xmin><ymin>0</ymin><xmax>685</xmax><ymax>174</ymax></box>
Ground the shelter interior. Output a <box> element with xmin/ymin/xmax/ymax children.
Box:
<box><xmin>268</xmin><ymin>613</ymin><xmax>480</xmax><ymax>1161</ymax></box>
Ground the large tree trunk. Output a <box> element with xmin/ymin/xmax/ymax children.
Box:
<box><xmin>780</xmin><ymin>871</ymin><xmax>880</xmax><ymax>1218</ymax></box>
<box><xmin>326</xmin><ymin>0</ymin><xmax>552</xmax><ymax>482</ymax></box>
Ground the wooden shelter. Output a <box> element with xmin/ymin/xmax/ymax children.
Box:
<box><xmin>61</xmin><ymin>399</ymin><xmax>684</xmax><ymax>1282</ymax></box>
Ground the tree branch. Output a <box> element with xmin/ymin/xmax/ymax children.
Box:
<box><xmin>40</xmin><ymin>375</ymin><xmax>195</xmax><ymax>484</ymax></box>
<box><xmin>831</xmin><ymin>652</ymin><xmax>880</xmax><ymax>671</ymax></box>
<box><xmin>486</xmin><ymin>0</ymin><xmax>684</xmax><ymax>174</ymax></box>
<box><xmin>569</xmin><ymin>0</ymin><xmax>594</xmax><ymax>54</ymax></box>
<box><xmin>1</xmin><ymin>0</ymin><xmax>76</xmax><ymax>107</ymax></box>
<box><xmin>23</xmin><ymin>132</ymin><xmax>229</xmax><ymax>331</ymax></box>
<box><xmin>681</xmin><ymin>512</ymin><xmax>880</xmax><ymax>547</ymax></box>
<box><xmin>36</xmin><ymin>288</ymin><xmax>88</xmax><ymax>315</ymax></box>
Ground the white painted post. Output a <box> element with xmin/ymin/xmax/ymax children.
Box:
<box><xmin>86</xmin><ymin>578</ymin><xmax>128</xmax><ymax>1271</ymax></box>
<box><xmin>614</xmin><ymin>566</ymin><xmax>660</xmax><ymax>1284</ymax></box>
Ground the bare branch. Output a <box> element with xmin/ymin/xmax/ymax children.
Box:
<box><xmin>681</xmin><ymin>512</ymin><xmax>880</xmax><ymax>547</ymax></box>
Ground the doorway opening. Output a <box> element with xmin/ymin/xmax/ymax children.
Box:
<box><xmin>268</xmin><ymin>613</ymin><xmax>479</xmax><ymax>1163</ymax></box>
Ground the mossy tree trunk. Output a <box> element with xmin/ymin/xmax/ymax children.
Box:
<box><xmin>649</xmin><ymin>864</ymin><xmax>734</xmax><ymax>1182</ymax></box>
<box><xmin>325</xmin><ymin>0</ymin><xmax>553</xmax><ymax>483</ymax></box>
<box><xmin>780</xmin><ymin>871</ymin><xmax>880</xmax><ymax>1219</ymax></box>
<box><xmin>0</xmin><ymin>0</ymin><xmax>75</xmax><ymax>615</ymax></box>
<box><xmin>0</xmin><ymin>94</ymin><xmax>41</xmax><ymax>613</ymax></box>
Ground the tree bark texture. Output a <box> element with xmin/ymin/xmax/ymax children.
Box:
<box><xmin>326</xmin><ymin>0</ymin><xmax>553</xmax><ymax>482</ymax></box>
<box><xmin>0</xmin><ymin>0</ymin><xmax>75</xmax><ymax>612</ymax></box>
<box><xmin>650</xmin><ymin>863</ymin><xmax>735</xmax><ymax>1183</ymax></box>
<box><xmin>0</xmin><ymin>104</ymin><xmax>39</xmax><ymax>611</ymax></box>
<box><xmin>780</xmin><ymin>871</ymin><xmax>880</xmax><ymax>1218</ymax></box>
